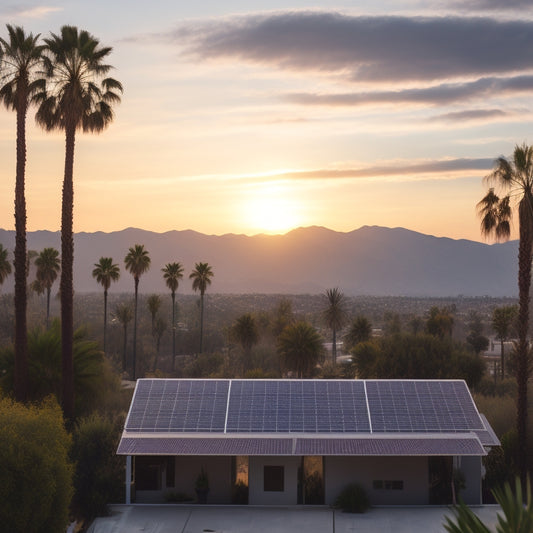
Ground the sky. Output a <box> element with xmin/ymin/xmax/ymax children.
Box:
<box><xmin>1</xmin><ymin>1</ymin><xmax>533</xmax><ymax>242</ymax></box>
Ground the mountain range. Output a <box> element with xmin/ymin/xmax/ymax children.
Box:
<box><xmin>0</xmin><ymin>226</ymin><xmax>518</xmax><ymax>297</ymax></box>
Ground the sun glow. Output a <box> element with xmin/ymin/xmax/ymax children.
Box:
<box><xmin>243</xmin><ymin>182</ymin><xmax>303</xmax><ymax>234</ymax></box>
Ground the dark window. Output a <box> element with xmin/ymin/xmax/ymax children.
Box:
<box><xmin>373</xmin><ymin>479</ymin><xmax>403</xmax><ymax>490</ymax></box>
<box><xmin>264</xmin><ymin>465</ymin><xmax>284</xmax><ymax>492</ymax></box>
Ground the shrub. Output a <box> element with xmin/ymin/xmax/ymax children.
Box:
<box><xmin>0</xmin><ymin>396</ymin><xmax>73</xmax><ymax>533</ymax></box>
<box><xmin>334</xmin><ymin>483</ymin><xmax>370</xmax><ymax>513</ymax></box>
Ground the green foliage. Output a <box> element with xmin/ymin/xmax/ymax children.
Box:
<box><xmin>0</xmin><ymin>396</ymin><xmax>73</xmax><ymax>533</ymax></box>
<box><xmin>182</xmin><ymin>352</ymin><xmax>225</xmax><ymax>378</ymax></box>
<box><xmin>343</xmin><ymin>316</ymin><xmax>372</xmax><ymax>351</ymax></box>
<box><xmin>334</xmin><ymin>483</ymin><xmax>370</xmax><ymax>513</ymax></box>
<box><xmin>444</xmin><ymin>477</ymin><xmax>533</xmax><ymax>533</ymax></box>
<box><xmin>71</xmin><ymin>413</ymin><xmax>124</xmax><ymax>523</ymax></box>
<box><xmin>351</xmin><ymin>333</ymin><xmax>485</xmax><ymax>387</ymax></box>
<box><xmin>426</xmin><ymin>306</ymin><xmax>454</xmax><ymax>338</ymax></box>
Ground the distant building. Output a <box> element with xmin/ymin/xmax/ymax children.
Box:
<box><xmin>117</xmin><ymin>378</ymin><xmax>498</xmax><ymax>506</ymax></box>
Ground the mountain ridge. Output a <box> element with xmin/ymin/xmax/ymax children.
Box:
<box><xmin>0</xmin><ymin>226</ymin><xmax>517</xmax><ymax>297</ymax></box>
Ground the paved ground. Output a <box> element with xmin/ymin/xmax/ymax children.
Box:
<box><xmin>87</xmin><ymin>504</ymin><xmax>502</xmax><ymax>533</ymax></box>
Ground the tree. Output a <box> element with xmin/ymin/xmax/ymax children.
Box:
<box><xmin>0</xmin><ymin>25</ymin><xmax>45</xmax><ymax>403</ymax></box>
<box><xmin>34</xmin><ymin>247</ymin><xmax>60</xmax><ymax>328</ymax></box>
<box><xmin>124</xmin><ymin>244</ymin><xmax>150</xmax><ymax>379</ymax></box>
<box><xmin>189</xmin><ymin>262</ymin><xmax>214</xmax><ymax>353</ymax></box>
<box><xmin>0</xmin><ymin>244</ymin><xmax>12</xmax><ymax>289</ymax></box>
<box><xmin>231</xmin><ymin>313</ymin><xmax>260</xmax><ymax>375</ymax></box>
<box><xmin>322</xmin><ymin>288</ymin><xmax>348</xmax><ymax>365</ymax></box>
<box><xmin>147</xmin><ymin>294</ymin><xmax>162</xmax><ymax>335</ymax></box>
<box><xmin>0</xmin><ymin>396</ymin><xmax>73</xmax><ymax>533</ymax></box>
<box><xmin>162</xmin><ymin>262</ymin><xmax>184</xmax><ymax>371</ymax></box>
<box><xmin>478</xmin><ymin>143</ymin><xmax>533</xmax><ymax>478</ymax></box>
<box><xmin>465</xmin><ymin>311</ymin><xmax>489</xmax><ymax>355</ymax></box>
<box><xmin>113</xmin><ymin>302</ymin><xmax>133</xmax><ymax>373</ymax></box>
<box><xmin>426</xmin><ymin>306</ymin><xmax>454</xmax><ymax>338</ymax></box>
<box><xmin>277</xmin><ymin>321</ymin><xmax>324</xmax><ymax>378</ymax></box>
<box><xmin>152</xmin><ymin>317</ymin><xmax>167</xmax><ymax>372</ymax></box>
<box><xmin>35</xmin><ymin>25</ymin><xmax>122</xmax><ymax>419</ymax></box>
<box><xmin>492</xmin><ymin>305</ymin><xmax>518</xmax><ymax>379</ymax></box>
<box><xmin>92</xmin><ymin>257</ymin><xmax>120</xmax><ymax>354</ymax></box>
<box><xmin>344</xmin><ymin>316</ymin><xmax>372</xmax><ymax>352</ymax></box>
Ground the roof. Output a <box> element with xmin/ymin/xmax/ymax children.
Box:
<box><xmin>117</xmin><ymin>379</ymin><xmax>499</xmax><ymax>457</ymax></box>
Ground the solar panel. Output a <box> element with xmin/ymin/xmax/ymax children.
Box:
<box><xmin>225</xmin><ymin>379</ymin><xmax>371</xmax><ymax>433</ymax></box>
<box><xmin>125</xmin><ymin>379</ymin><xmax>229</xmax><ymax>432</ymax></box>
<box><xmin>366</xmin><ymin>380</ymin><xmax>484</xmax><ymax>433</ymax></box>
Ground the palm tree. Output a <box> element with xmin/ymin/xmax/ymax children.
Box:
<box><xmin>35</xmin><ymin>25</ymin><xmax>122</xmax><ymax>419</ymax></box>
<box><xmin>124</xmin><ymin>245</ymin><xmax>151</xmax><ymax>380</ymax></box>
<box><xmin>189</xmin><ymin>262</ymin><xmax>214</xmax><ymax>353</ymax></box>
<box><xmin>277</xmin><ymin>321</ymin><xmax>324</xmax><ymax>378</ymax></box>
<box><xmin>478</xmin><ymin>143</ymin><xmax>533</xmax><ymax>479</ymax></box>
<box><xmin>343</xmin><ymin>316</ymin><xmax>372</xmax><ymax>352</ymax></box>
<box><xmin>34</xmin><ymin>247</ymin><xmax>60</xmax><ymax>328</ymax></box>
<box><xmin>113</xmin><ymin>302</ymin><xmax>133</xmax><ymax>374</ymax></box>
<box><xmin>0</xmin><ymin>25</ymin><xmax>45</xmax><ymax>403</ymax></box>
<box><xmin>152</xmin><ymin>317</ymin><xmax>167</xmax><ymax>372</ymax></box>
<box><xmin>92</xmin><ymin>257</ymin><xmax>120</xmax><ymax>354</ymax></box>
<box><xmin>323</xmin><ymin>288</ymin><xmax>348</xmax><ymax>365</ymax></box>
<box><xmin>0</xmin><ymin>244</ymin><xmax>12</xmax><ymax>289</ymax></box>
<box><xmin>231</xmin><ymin>313</ymin><xmax>259</xmax><ymax>375</ymax></box>
<box><xmin>162</xmin><ymin>262</ymin><xmax>184</xmax><ymax>371</ymax></box>
<box><xmin>147</xmin><ymin>294</ymin><xmax>162</xmax><ymax>335</ymax></box>
<box><xmin>492</xmin><ymin>305</ymin><xmax>518</xmax><ymax>380</ymax></box>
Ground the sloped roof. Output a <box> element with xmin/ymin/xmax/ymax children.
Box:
<box><xmin>117</xmin><ymin>379</ymin><xmax>499</xmax><ymax>456</ymax></box>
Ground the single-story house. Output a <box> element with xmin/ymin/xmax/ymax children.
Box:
<box><xmin>117</xmin><ymin>378</ymin><xmax>499</xmax><ymax>506</ymax></box>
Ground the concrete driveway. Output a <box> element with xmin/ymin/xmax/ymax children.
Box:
<box><xmin>88</xmin><ymin>504</ymin><xmax>501</xmax><ymax>533</ymax></box>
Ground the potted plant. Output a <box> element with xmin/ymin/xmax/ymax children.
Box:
<box><xmin>195</xmin><ymin>467</ymin><xmax>209</xmax><ymax>504</ymax></box>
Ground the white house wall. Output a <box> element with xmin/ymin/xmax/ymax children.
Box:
<box><xmin>325</xmin><ymin>456</ymin><xmax>429</xmax><ymax>505</ymax></box>
<box><xmin>249</xmin><ymin>456</ymin><xmax>301</xmax><ymax>505</ymax></box>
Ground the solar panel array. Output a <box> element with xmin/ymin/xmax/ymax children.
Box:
<box><xmin>126</xmin><ymin>379</ymin><xmax>229</xmax><ymax>432</ymax></box>
<box><xmin>125</xmin><ymin>379</ymin><xmax>484</xmax><ymax>435</ymax></box>
<box><xmin>366</xmin><ymin>380</ymin><xmax>484</xmax><ymax>432</ymax></box>
<box><xmin>226</xmin><ymin>380</ymin><xmax>370</xmax><ymax>433</ymax></box>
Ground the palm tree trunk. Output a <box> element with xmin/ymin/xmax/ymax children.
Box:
<box><xmin>14</xmin><ymin>98</ymin><xmax>28</xmax><ymax>403</ymax></box>
<box><xmin>122</xmin><ymin>324</ymin><xmax>128</xmax><ymax>372</ymax></box>
<box><xmin>500</xmin><ymin>339</ymin><xmax>505</xmax><ymax>380</ymax></box>
<box><xmin>103</xmin><ymin>288</ymin><xmax>108</xmax><ymax>353</ymax></box>
<box><xmin>516</xmin><ymin>199</ymin><xmax>533</xmax><ymax>482</ymax></box>
<box><xmin>171</xmin><ymin>292</ymin><xmax>176</xmax><ymax>371</ymax></box>
<box><xmin>199</xmin><ymin>292</ymin><xmax>204</xmax><ymax>354</ymax></box>
<box><xmin>332</xmin><ymin>328</ymin><xmax>337</xmax><ymax>365</ymax></box>
<box><xmin>132</xmin><ymin>277</ymin><xmax>139</xmax><ymax>380</ymax></box>
<box><xmin>46</xmin><ymin>286</ymin><xmax>51</xmax><ymax>328</ymax></box>
<box><xmin>61</xmin><ymin>123</ymin><xmax>76</xmax><ymax>421</ymax></box>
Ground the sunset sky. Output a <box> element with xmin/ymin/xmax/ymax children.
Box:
<box><xmin>1</xmin><ymin>0</ymin><xmax>533</xmax><ymax>241</ymax></box>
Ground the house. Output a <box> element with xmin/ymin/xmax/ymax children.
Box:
<box><xmin>117</xmin><ymin>378</ymin><xmax>499</xmax><ymax>506</ymax></box>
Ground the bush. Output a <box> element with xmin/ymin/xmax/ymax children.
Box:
<box><xmin>71</xmin><ymin>414</ymin><xmax>124</xmax><ymax>523</ymax></box>
<box><xmin>0</xmin><ymin>396</ymin><xmax>73</xmax><ymax>533</ymax></box>
<box><xmin>334</xmin><ymin>483</ymin><xmax>370</xmax><ymax>513</ymax></box>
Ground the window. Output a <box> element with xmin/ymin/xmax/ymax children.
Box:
<box><xmin>373</xmin><ymin>479</ymin><xmax>403</xmax><ymax>490</ymax></box>
<box><xmin>264</xmin><ymin>465</ymin><xmax>284</xmax><ymax>492</ymax></box>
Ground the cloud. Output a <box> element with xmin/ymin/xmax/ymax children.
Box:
<box><xmin>173</xmin><ymin>12</ymin><xmax>533</xmax><ymax>83</ymax></box>
<box><xmin>284</xmin><ymin>75</ymin><xmax>533</xmax><ymax>107</ymax></box>
<box><xmin>1</xmin><ymin>5</ymin><xmax>62</xmax><ymax>18</ymax></box>
<box><xmin>430</xmin><ymin>109</ymin><xmax>509</xmax><ymax>122</ymax></box>
<box><xmin>450</xmin><ymin>0</ymin><xmax>533</xmax><ymax>10</ymax></box>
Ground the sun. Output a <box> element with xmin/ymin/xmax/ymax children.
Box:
<box><xmin>243</xmin><ymin>182</ymin><xmax>303</xmax><ymax>234</ymax></box>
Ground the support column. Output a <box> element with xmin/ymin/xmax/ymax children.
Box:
<box><xmin>126</xmin><ymin>455</ymin><xmax>132</xmax><ymax>504</ymax></box>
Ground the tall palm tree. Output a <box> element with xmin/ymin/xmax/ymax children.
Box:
<box><xmin>231</xmin><ymin>313</ymin><xmax>259</xmax><ymax>375</ymax></box>
<box><xmin>323</xmin><ymin>288</ymin><xmax>348</xmax><ymax>365</ymax></box>
<box><xmin>189</xmin><ymin>262</ymin><xmax>214</xmax><ymax>354</ymax></box>
<box><xmin>0</xmin><ymin>25</ymin><xmax>45</xmax><ymax>403</ymax></box>
<box><xmin>277</xmin><ymin>321</ymin><xmax>324</xmax><ymax>378</ymax></box>
<box><xmin>113</xmin><ymin>302</ymin><xmax>133</xmax><ymax>374</ymax></box>
<box><xmin>0</xmin><ymin>244</ymin><xmax>12</xmax><ymax>289</ymax></box>
<box><xmin>92</xmin><ymin>257</ymin><xmax>120</xmax><ymax>354</ymax></box>
<box><xmin>162</xmin><ymin>262</ymin><xmax>183</xmax><ymax>371</ymax></box>
<box><xmin>478</xmin><ymin>143</ymin><xmax>533</xmax><ymax>479</ymax></box>
<box><xmin>34</xmin><ymin>247</ymin><xmax>60</xmax><ymax>328</ymax></box>
<box><xmin>492</xmin><ymin>305</ymin><xmax>517</xmax><ymax>379</ymax></box>
<box><xmin>124</xmin><ymin>244</ymin><xmax>150</xmax><ymax>380</ymax></box>
<box><xmin>35</xmin><ymin>26</ymin><xmax>122</xmax><ymax>419</ymax></box>
<box><xmin>147</xmin><ymin>294</ymin><xmax>162</xmax><ymax>335</ymax></box>
<box><xmin>152</xmin><ymin>317</ymin><xmax>167</xmax><ymax>372</ymax></box>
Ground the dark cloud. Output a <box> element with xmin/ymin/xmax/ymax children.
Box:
<box><xmin>266</xmin><ymin>158</ymin><xmax>493</xmax><ymax>181</ymax></box>
<box><xmin>284</xmin><ymin>75</ymin><xmax>533</xmax><ymax>107</ymax></box>
<box><xmin>430</xmin><ymin>109</ymin><xmax>508</xmax><ymax>122</ymax></box>
<box><xmin>174</xmin><ymin>12</ymin><xmax>533</xmax><ymax>83</ymax></box>
<box><xmin>451</xmin><ymin>0</ymin><xmax>532</xmax><ymax>9</ymax></box>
